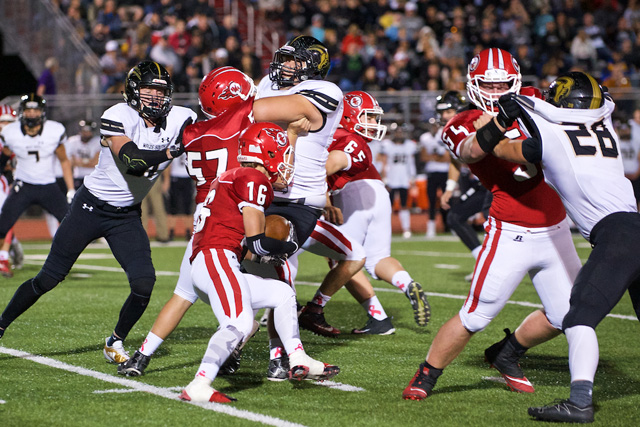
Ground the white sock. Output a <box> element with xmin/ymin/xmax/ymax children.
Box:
<box><xmin>311</xmin><ymin>290</ymin><xmax>331</xmax><ymax>307</ymax></box>
<box><xmin>194</xmin><ymin>363</ymin><xmax>218</xmax><ymax>382</ymax></box>
<box><xmin>399</xmin><ymin>209</ymin><xmax>411</xmax><ymax>232</ymax></box>
<box><xmin>139</xmin><ymin>332</ymin><xmax>164</xmax><ymax>356</ymax></box>
<box><xmin>427</xmin><ymin>220</ymin><xmax>436</xmax><ymax>234</ymax></box>
<box><xmin>391</xmin><ymin>270</ymin><xmax>413</xmax><ymax>293</ymax></box>
<box><xmin>471</xmin><ymin>246</ymin><xmax>482</xmax><ymax>259</ymax></box>
<box><xmin>44</xmin><ymin>212</ymin><xmax>59</xmax><ymax>237</ymax></box>
<box><xmin>566</xmin><ymin>325</ymin><xmax>599</xmax><ymax>383</ymax></box>
<box><xmin>269</xmin><ymin>338</ymin><xmax>284</xmax><ymax>360</ymax></box>
<box><xmin>0</xmin><ymin>250</ymin><xmax>8</xmax><ymax>261</ymax></box>
<box><xmin>361</xmin><ymin>296</ymin><xmax>387</xmax><ymax>320</ymax></box>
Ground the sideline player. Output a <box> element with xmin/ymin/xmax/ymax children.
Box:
<box><xmin>0</xmin><ymin>62</ymin><xmax>197</xmax><ymax>363</ymax></box>
<box><xmin>179</xmin><ymin>122</ymin><xmax>338</xmax><ymax>403</ymax></box>
<box><xmin>298</xmin><ymin>90</ymin><xmax>430</xmax><ymax>335</ymax></box>
<box><xmin>402</xmin><ymin>48</ymin><xmax>581</xmax><ymax>400</ymax></box>
<box><xmin>0</xmin><ymin>105</ymin><xmax>24</xmax><ymax>273</ymax></box>
<box><xmin>66</xmin><ymin>119</ymin><xmax>101</xmax><ymax>189</ymax></box>
<box><xmin>491</xmin><ymin>72</ymin><xmax>640</xmax><ymax>424</ymax></box>
<box><xmin>0</xmin><ymin>94</ymin><xmax>75</xmax><ymax>278</ymax></box>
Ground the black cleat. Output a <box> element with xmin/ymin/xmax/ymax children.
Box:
<box><xmin>219</xmin><ymin>343</ymin><xmax>243</xmax><ymax>376</ymax></box>
<box><xmin>484</xmin><ymin>328</ymin><xmax>534</xmax><ymax>393</ymax></box>
<box><xmin>117</xmin><ymin>350</ymin><xmax>151</xmax><ymax>376</ymax></box>
<box><xmin>298</xmin><ymin>302</ymin><xmax>341</xmax><ymax>337</ymax></box>
<box><xmin>406</xmin><ymin>281</ymin><xmax>431</xmax><ymax>326</ymax></box>
<box><xmin>528</xmin><ymin>400</ymin><xmax>594</xmax><ymax>423</ymax></box>
<box><xmin>352</xmin><ymin>316</ymin><xmax>395</xmax><ymax>335</ymax></box>
<box><xmin>267</xmin><ymin>356</ymin><xmax>290</xmax><ymax>382</ymax></box>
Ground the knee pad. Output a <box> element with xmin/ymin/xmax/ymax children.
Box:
<box><xmin>130</xmin><ymin>276</ymin><xmax>155</xmax><ymax>299</ymax></box>
<box><xmin>32</xmin><ymin>271</ymin><xmax>60</xmax><ymax>295</ymax></box>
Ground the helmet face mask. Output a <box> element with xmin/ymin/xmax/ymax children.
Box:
<box><xmin>18</xmin><ymin>94</ymin><xmax>46</xmax><ymax>128</ymax></box>
<box><xmin>269</xmin><ymin>36</ymin><xmax>330</xmax><ymax>88</ymax></box>
<box><xmin>124</xmin><ymin>61</ymin><xmax>173</xmax><ymax>123</ymax></box>
<box><xmin>198</xmin><ymin>66</ymin><xmax>256</xmax><ymax>119</ymax></box>
<box><xmin>341</xmin><ymin>91</ymin><xmax>387</xmax><ymax>141</ymax></box>
<box><xmin>545</xmin><ymin>71</ymin><xmax>604</xmax><ymax>110</ymax></box>
<box><xmin>237</xmin><ymin>123</ymin><xmax>294</xmax><ymax>187</ymax></box>
<box><xmin>466</xmin><ymin>48</ymin><xmax>521</xmax><ymax>115</ymax></box>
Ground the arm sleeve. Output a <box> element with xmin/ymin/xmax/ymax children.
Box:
<box><xmin>521</xmin><ymin>137</ymin><xmax>542</xmax><ymax>164</ymax></box>
<box><xmin>118</xmin><ymin>140</ymin><xmax>170</xmax><ymax>174</ymax></box>
<box><xmin>246</xmin><ymin>233</ymin><xmax>297</xmax><ymax>256</ymax></box>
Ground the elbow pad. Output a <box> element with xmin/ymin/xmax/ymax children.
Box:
<box><xmin>246</xmin><ymin>233</ymin><xmax>298</xmax><ymax>257</ymax></box>
<box><xmin>521</xmin><ymin>137</ymin><xmax>542</xmax><ymax>164</ymax></box>
<box><xmin>118</xmin><ymin>141</ymin><xmax>169</xmax><ymax>175</ymax></box>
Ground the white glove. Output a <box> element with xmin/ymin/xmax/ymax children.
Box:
<box><xmin>66</xmin><ymin>189</ymin><xmax>76</xmax><ymax>204</ymax></box>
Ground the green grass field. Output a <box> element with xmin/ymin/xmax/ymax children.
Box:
<box><xmin>0</xmin><ymin>235</ymin><xmax>638</xmax><ymax>426</ymax></box>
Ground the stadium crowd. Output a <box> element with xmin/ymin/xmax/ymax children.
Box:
<box><xmin>48</xmin><ymin>1</ymin><xmax>640</xmax><ymax>115</ymax></box>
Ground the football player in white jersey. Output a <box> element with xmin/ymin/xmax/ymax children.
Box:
<box><xmin>0</xmin><ymin>62</ymin><xmax>197</xmax><ymax>365</ymax></box>
<box><xmin>492</xmin><ymin>72</ymin><xmax>640</xmax><ymax>424</ymax></box>
<box><xmin>0</xmin><ymin>94</ymin><xmax>75</xmax><ymax>278</ymax></box>
<box><xmin>0</xmin><ymin>105</ymin><xmax>24</xmax><ymax>274</ymax></box>
<box><xmin>380</xmin><ymin>125</ymin><xmax>418</xmax><ymax>238</ymax></box>
<box><xmin>66</xmin><ymin>119</ymin><xmax>101</xmax><ymax>189</ymax></box>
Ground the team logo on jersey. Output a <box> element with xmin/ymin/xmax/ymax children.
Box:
<box><xmin>218</xmin><ymin>81</ymin><xmax>243</xmax><ymax>100</ymax></box>
<box><xmin>263</xmin><ymin>128</ymin><xmax>288</xmax><ymax>147</ymax></box>
<box><xmin>347</xmin><ymin>95</ymin><xmax>363</xmax><ymax>108</ymax></box>
<box><xmin>469</xmin><ymin>56</ymin><xmax>479</xmax><ymax>72</ymax></box>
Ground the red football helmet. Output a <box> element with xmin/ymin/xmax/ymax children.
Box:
<box><xmin>237</xmin><ymin>122</ymin><xmax>294</xmax><ymax>186</ymax></box>
<box><xmin>341</xmin><ymin>91</ymin><xmax>387</xmax><ymax>141</ymax></box>
<box><xmin>198</xmin><ymin>66</ymin><xmax>256</xmax><ymax>119</ymax></box>
<box><xmin>466</xmin><ymin>48</ymin><xmax>522</xmax><ymax>114</ymax></box>
<box><xmin>0</xmin><ymin>104</ymin><xmax>16</xmax><ymax>122</ymax></box>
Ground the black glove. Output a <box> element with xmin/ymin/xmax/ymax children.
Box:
<box><xmin>496</xmin><ymin>93</ymin><xmax>521</xmax><ymax>128</ymax></box>
<box><xmin>169</xmin><ymin>117</ymin><xmax>193</xmax><ymax>158</ymax></box>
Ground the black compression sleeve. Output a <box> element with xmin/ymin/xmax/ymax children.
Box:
<box><xmin>0</xmin><ymin>152</ymin><xmax>11</xmax><ymax>170</ymax></box>
<box><xmin>246</xmin><ymin>233</ymin><xmax>298</xmax><ymax>257</ymax></box>
<box><xmin>118</xmin><ymin>141</ymin><xmax>169</xmax><ymax>174</ymax></box>
<box><xmin>521</xmin><ymin>137</ymin><xmax>542</xmax><ymax>164</ymax></box>
<box><xmin>476</xmin><ymin>119</ymin><xmax>506</xmax><ymax>153</ymax></box>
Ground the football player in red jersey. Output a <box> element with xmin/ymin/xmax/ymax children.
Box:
<box><xmin>179</xmin><ymin>122</ymin><xmax>338</xmax><ymax>403</ymax></box>
<box><xmin>296</xmin><ymin>91</ymin><xmax>431</xmax><ymax>335</ymax></box>
<box><xmin>403</xmin><ymin>48</ymin><xmax>582</xmax><ymax>400</ymax></box>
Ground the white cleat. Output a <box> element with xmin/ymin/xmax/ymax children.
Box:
<box><xmin>103</xmin><ymin>338</ymin><xmax>130</xmax><ymax>364</ymax></box>
<box><xmin>179</xmin><ymin>377</ymin><xmax>236</xmax><ymax>403</ymax></box>
<box><xmin>288</xmin><ymin>351</ymin><xmax>340</xmax><ymax>381</ymax></box>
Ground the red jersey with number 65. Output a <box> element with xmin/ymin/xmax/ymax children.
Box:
<box><xmin>191</xmin><ymin>167</ymin><xmax>274</xmax><ymax>260</ymax></box>
<box><xmin>183</xmin><ymin>99</ymin><xmax>254</xmax><ymax>204</ymax></box>
<box><xmin>442</xmin><ymin>109</ymin><xmax>566</xmax><ymax>227</ymax></box>
<box><xmin>328</xmin><ymin>128</ymin><xmax>381</xmax><ymax>192</ymax></box>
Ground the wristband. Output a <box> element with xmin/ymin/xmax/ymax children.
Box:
<box><xmin>445</xmin><ymin>179</ymin><xmax>457</xmax><ymax>192</ymax></box>
<box><xmin>475</xmin><ymin>119</ymin><xmax>505</xmax><ymax>153</ymax></box>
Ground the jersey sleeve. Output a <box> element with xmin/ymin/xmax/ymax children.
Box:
<box><xmin>441</xmin><ymin>109</ymin><xmax>484</xmax><ymax>159</ymax></box>
<box><xmin>100</xmin><ymin>103</ymin><xmax>132</xmax><ymax>137</ymax></box>
<box><xmin>233</xmin><ymin>168</ymin><xmax>274</xmax><ymax>213</ymax></box>
<box><xmin>329</xmin><ymin>134</ymin><xmax>372</xmax><ymax>175</ymax></box>
<box><xmin>295</xmin><ymin>81</ymin><xmax>342</xmax><ymax>114</ymax></box>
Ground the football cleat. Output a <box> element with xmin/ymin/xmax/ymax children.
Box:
<box><xmin>298</xmin><ymin>302</ymin><xmax>341</xmax><ymax>337</ymax></box>
<box><xmin>179</xmin><ymin>377</ymin><xmax>237</xmax><ymax>403</ymax></box>
<box><xmin>103</xmin><ymin>337</ymin><xmax>130</xmax><ymax>364</ymax></box>
<box><xmin>484</xmin><ymin>328</ymin><xmax>534</xmax><ymax>393</ymax></box>
<box><xmin>528</xmin><ymin>400</ymin><xmax>594</xmax><ymax>423</ymax></box>
<box><xmin>267</xmin><ymin>356</ymin><xmax>290</xmax><ymax>382</ymax></box>
<box><xmin>117</xmin><ymin>350</ymin><xmax>150</xmax><ymax>376</ymax></box>
<box><xmin>406</xmin><ymin>281</ymin><xmax>431</xmax><ymax>327</ymax></box>
<box><xmin>0</xmin><ymin>259</ymin><xmax>13</xmax><ymax>278</ymax></box>
<box><xmin>9</xmin><ymin>240</ymin><xmax>24</xmax><ymax>269</ymax></box>
<box><xmin>352</xmin><ymin>316</ymin><xmax>396</xmax><ymax>335</ymax></box>
<box><xmin>402</xmin><ymin>362</ymin><xmax>441</xmax><ymax>401</ymax></box>
<box><xmin>464</xmin><ymin>272</ymin><xmax>474</xmax><ymax>282</ymax></box>
<box><xmin>219</xmin><ymin>343</ymin><xmax>243</xmax><ymax>376</ymax></box>
<box><xmin>288</xmin><ymin>351</ymin><xmax>340</xmax><ymax>381</ymax></box>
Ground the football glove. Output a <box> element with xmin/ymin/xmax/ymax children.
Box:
<box><xmin>169</xmin><ymin>117</ymin><xmax>193</xmax><ymax>159</ymax></box>
<box><xmin>496</xmin><ymin>93</ymin><xmax>521</xmax><ymax>128</ymax></box>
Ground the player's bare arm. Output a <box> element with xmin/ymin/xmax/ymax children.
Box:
<box><xmin>326</xmin><ymin>150</ymin><xmax>350</xmax><ymax>176</ymax></box>
<box><xmin>242</xmin><ymin>205</ymin><xmax>267</xmax><ymax>238</ymax></box>
<box><xmin>253</xmin><ymin>94</ymin><xmax>323</xmax><ymax>131</ymax></box>
<box><xmin>441</xmin><ymin>160</ymin><xmax>462</xmax><ymax>210</ymax></box>
<box><xmin>55</xmin><ymin>143</ymin><xmax>75</xmax><ymax>192</ymax></box>
<box><xmin>493</xmin><ymin>139</ymin><xmax>527</xmax><ymax>164</ymax></box>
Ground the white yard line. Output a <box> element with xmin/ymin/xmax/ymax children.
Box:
<box><xmin>0</xmin><ymin>346</ymin><xmax>306</xmax><ymax>427</ymax></box>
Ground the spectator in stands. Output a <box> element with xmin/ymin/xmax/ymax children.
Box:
<box><xmin>338</xmin><ymin>42</ymin><xmax>366</xmax><ymax>92</ymax></box>
<box><xmin>37</xmin><ymin>58</ymin><xmax>59</xmax><ymax>97</ymax></box>
<box><xmin>150</xmin><ymin>35</ymin><xmax>182</xmax><ymax>75</ymax></box>
<box><xmin>100</xmin><ymin>40</ymin><xmax>127</xmax><ymax>93</ymax></box>
<box><xmin>97</xmin><ymin>0</ymin><xmax>123</xmax><ymax>39</ymax></box>
<box><xmin>167</xmin><ymin>19</ymin><xmax>191</xmax><ymax>57</ymax></box>
<box><xmin>571</xmin><ymin>28</ymin><xmax>597</xmax><ymax>69</ymax></box>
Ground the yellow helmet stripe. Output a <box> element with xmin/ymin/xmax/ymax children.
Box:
<box><xmin>586</xmin><ymin>73</ymin><xmax>602</xmax><ymax>109</ymax></box>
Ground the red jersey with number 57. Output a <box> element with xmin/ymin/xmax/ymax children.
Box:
<box><xmin>328</xmin><ymin>128</ymin><xmax>381</xmax><ymax>192</ymax></box>
<box><xmin>442</xmin><ymin>109</ymin><xmax>566</xmax><ymax>227</ymax></box>
<box><xmin>191</xmin><ymin>167</ymin><xmax>274</xmax><ymax>260</ymax></box>
<box><xmin>183</xmin><ymin>100</ymin><xmax>254</xmax><ymax>204</ymax></box>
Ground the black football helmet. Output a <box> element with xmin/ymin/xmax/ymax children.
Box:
<box><xmin>18</xmin><ymin>93</ymin><xmax>46</xmax><ymax>128</ymax></box>
<box><xmin>123</xmin><ymin>61</ymin><xmax>174</xmax><ymax>122</ymax></box>
<box><xmin>545</xmin><ymin>71</ymin><xmax>604</xmax><ymax>110</ymax></box>
<box><xmin>435</xmin><ymin>91</ymin><xmax>467</xmax><ymax>124</ymax></box>
<box><xmin>269</xmin><ymin>35</ymin><xmax>330</xmax><ymax>88</ymax></box>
